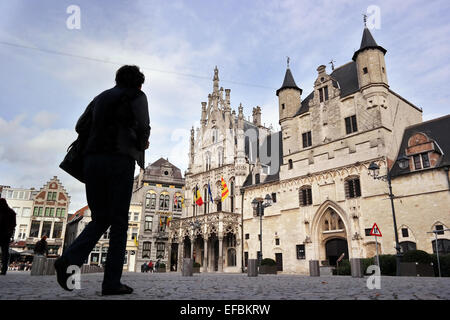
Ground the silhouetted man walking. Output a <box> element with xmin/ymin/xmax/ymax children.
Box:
<box><xmin>55</xmin><ymin>65</ymin><xmax>150</xmax><ymax>295</ymax></box>
<box><xmin>0</xmin><ymin>198</ymin><xmax>16</xmax><ymax>275</ymax></box>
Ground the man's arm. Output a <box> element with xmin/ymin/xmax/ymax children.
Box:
<box><xmin>131</xmin><ymin>93</ymin><xmax>151</xmax><ymax>150</ymax></box>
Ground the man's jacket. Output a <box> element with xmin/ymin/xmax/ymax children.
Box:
<box><xmin>76</xmin><ymin>86</ymin><xmax>151</xmax><ymax>169</ymax></box>
<box><xmin>0</xmin><ymin>207</ymin><xmax>16</xmax><ymax>240</ymax></box>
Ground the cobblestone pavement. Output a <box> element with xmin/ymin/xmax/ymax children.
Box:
<box><xmin>0</xmin><ymin>271</ymin><xmax>449</xmax><ymax>300</ymax></box>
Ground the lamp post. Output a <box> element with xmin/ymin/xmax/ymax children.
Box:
<box><xmin>251</xmin><ymin>194</ymin><xmax>272</xmax><ymax>264</ymax></box>
<box><xmin>368</xmin><ymin>155</ymin><xmax>409</xmax><ymax>276</ymax></box>
<box><xmin>427</xmin><ymin>228</ymin><xmax>450</xmax><ymax>277</ymax></box>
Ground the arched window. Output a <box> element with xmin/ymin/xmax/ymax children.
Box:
<box><xmin>212</xmin><ymin>127</ymin><xmax>218</xmax><ymax>143</ymax></box>
<box><xmin>150</xmin><ymin>193</ymin><xmax>156</xmax><ymax>209</ymax></box>
<box><xmin>145</xmin><ymin>193</ymin><xmax>151</xmax><ymax>208</ymax></box>
<box><xmin>227</xmin><ymin>248</ymin><xmax>236</xmax><ymax>266</ymax></box>
<box><xmin>164</xmin><ymin>195</ymin><xmax>170</xmax><ymax>211</ymax></box>
<box><xmin>159</xmin><ymin>194</ymin><xmax>165</xmax><ymax>209</ymax></box>
<box><xmin>205</xmin><ymin>152</ymin><xmax>211</xmax><ymax>171</ymax></box>
<box><xmin>288</xmin><ymin>159</ymin><xmax>293</xmax><ymax>170</ymax></box>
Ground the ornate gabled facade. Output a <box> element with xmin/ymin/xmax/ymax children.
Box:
<box><xmin>132</xmin><ymin>157</ymin><xmax>185</xmax><ymax>272</ymax></box>
<box><xmin>27</xmin><ymin>176</ymin><xmax>70</xmax><ymax>256</ymax></box>
<box><xmin>241</xmin><ymin>25</ymin><xmax>449</xmax><ymax>275</ymax></box>
<box><xmin>168</xmin><ymin>67</ymin><xmax>279</xmax><ymax>272</ymax></box>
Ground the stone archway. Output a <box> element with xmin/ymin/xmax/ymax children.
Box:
<box><xmin>310</xmin><ymin>201</ymin><xmax>353</xmax><ymax>265</ymax></box>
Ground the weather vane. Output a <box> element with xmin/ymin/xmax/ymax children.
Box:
<box><xmin>363</xmin><ymin>13</ymin><xmax>368</xmax><ymax>27</ymax></box>
<box><xmin>287</xmin><ymin>56</ymin><xmax>290</xmax><ymax>69</ymax></box>
<box><xmin>329</xmin><ymin>59</ymin><xmax>335</xmax><ymax>71</ymax></box>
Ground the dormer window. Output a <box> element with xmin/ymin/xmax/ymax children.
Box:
<box><xmin>413</xmin><ymin>153</ymin><xmax>430</xmax><ymax>170</ymax></box>
<box><xmin>319</xmin><ymin>86</ymin><xmax>329</xmax><ymax>103</ymax></box>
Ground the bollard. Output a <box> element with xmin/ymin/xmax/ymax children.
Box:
<box><xmin>309</xmin><ymin>260</ymin><xmax>320</xmax><ymax>277</ymax></box>
<box><xmin>182</xmin><ymin>258</ymin><xmax>193</xmax><ymax>276</ymax></box>
<box><xmin>30</xmin><ymin>255</ymin><xmax>47</xmax><ymax>276</ymax></box>
<box><xmin>351</xmin><ymin>258</ymin><xmax>363</xmax><ymax>278</ymax></box>
<box><xmin>44</xmin><ymin>258</ymin><xmax>56</xmax><ymax>275</ymax></box>
<box><xmin>247</xmin><ymin>259</ymin><xmax>258</xmax><ymax>277</ymax></box>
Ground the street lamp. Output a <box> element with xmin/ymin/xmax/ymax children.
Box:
<box><xmin>368</xmin><ymin>156</ymin><xmax>410</xmax><ymax>276</ymax></box>
<box><xmin>427</xmin><ymin>228</ymin><xmax>450</xmax><ymax>277</ymax></box>
<box><xmin>251</xmin><ymin>194</ymin><xmax>272</xmax><ymax>264</ymax></box>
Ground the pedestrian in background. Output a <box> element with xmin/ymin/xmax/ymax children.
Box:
<box><xmin>34</xmin><ymin>236</ymin><xmax>49</xmax><ymax>256</ymax></box>
<box><xmin>0</xmin><ymin>198</ymin><xmax>16</xmax><ymax>275</ymax></box>
<box><xmin>55</xmin><ymin>65</ymin><xmax>151</xmax><ymax>295</ymax></box>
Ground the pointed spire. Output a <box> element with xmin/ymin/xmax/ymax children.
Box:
<box><xmin>352</xmin><ymin>27</ymin><xmax>386</xmax><ymax>61</ymax></box>
<box><xmin>276</xmin><ymin>61</ymin><xmax>302</xmax><ymax>96</ymax></box>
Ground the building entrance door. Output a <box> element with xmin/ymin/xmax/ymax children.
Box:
<box><xmin>275</xmin><ymin>253</ymin><xmax>283</xmax><ymax>271</ymax></box>
<box><xmin>325</xmin><ymin>238</ymin><xmax>348</xmax><ymax>266</ymax></box>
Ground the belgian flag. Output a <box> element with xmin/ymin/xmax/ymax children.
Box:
<box><xmin>195</xmin><ymin>185</ymin><xmax>204</xmax><ymax>206</ymax></box>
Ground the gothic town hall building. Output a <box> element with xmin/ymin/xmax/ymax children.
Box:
<box><xmin>169</xmin><ymin>26</ymin><xmax>450</xmax><ymax>274</ymax></box>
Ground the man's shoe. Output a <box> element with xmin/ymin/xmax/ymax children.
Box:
<box><xmin>54</xmin><ymin>257</ymin><xmax>73</xmax><ymax>291</ymax></box>
<box><xmin>102</xmin><ymin>284</ymin><xmax>133</xmax><ymax>296</ymax></box>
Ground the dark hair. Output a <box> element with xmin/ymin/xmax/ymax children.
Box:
<box><xmin>115</xmin><ymin>65</ymin><xmax>145</xmax><ymax>88</ymax></box>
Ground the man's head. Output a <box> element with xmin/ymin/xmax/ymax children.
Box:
<box><xmin>42</xmin><ymin>235</ymin><xmax>47</xmax><ymax>241</ymax></box>
<box><xmin>0</xmin><ymin>198</ymin><xmax>8</xmax><ymax>211</ymax></box>
<box><xmin>115</xmin><ymin>65</ymin><xmax>145</xmax><ymax>89</ymax></box>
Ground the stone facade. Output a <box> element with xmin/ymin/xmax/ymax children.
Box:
<box><xmin>132</xmin><ymin>158</ymin><xmax>185</xmax><ymax>272</ymax></box>
<box><xmin>242</xmin><ymin>26</ymin><xmax>449</xmax><ymax>274</ymax></box>
<box><xmin>169</xmin><ymin>66</ymin><xmax>277</xmax><ymax>273</ymax></box>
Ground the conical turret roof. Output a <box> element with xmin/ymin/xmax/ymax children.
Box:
<box><xmin>276</xmin><ymin>68</ymin><xmax>302</xmax><ymax>96</ymax></box>
<box><xmin>352</xmin><ymin>27</ymin><xmax>387</xmax><ymax>61</ymax></box>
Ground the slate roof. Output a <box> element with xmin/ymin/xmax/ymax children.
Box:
<box><xmin>276</xmin><ymin>68</ymin><xmax>302</xmax><ymax>96</ymax></box>
<box><xmin>295</xmin><ymin>61</ymin><xmax>359</xmax><ymax>116</ymax></box>
<box><xmin>352</xmin><ymin>27</ymin><xmax>387</xmax><ymax>61</ymax></box>
<box><xmin>390</xmin><ymin>114</ymin><xmax>450</xmax><ymax>177</ymax></box>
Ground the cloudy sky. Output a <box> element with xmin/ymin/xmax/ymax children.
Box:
<box><xmin>0</xmin><ymin>0</ymin><xmax>449</xmax><ymax>212</ymax></box>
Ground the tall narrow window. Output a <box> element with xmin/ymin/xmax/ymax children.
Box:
<box><xmin>142</xmin><ymin>242</ymin><xmax>151</xmax><ymax>258</ymax></box>
<box><xmin>145</xmin><ymin>194</ymin><xmax>151</xmax><ymax>208</ymax></box>
<box><xmin>319</xmin><ymin>86</ymin><xmax>329</xmax><ymax>102</ymax></box>
<box><xmin>159</xmin><ymin>195</ymin><xmax>165</xmax><ymax>209</ymax></box>
<box><xmin>150</xmin><ymin>193</ymin><xmax>156</xmax><ymax>209</ymax></box>
<box><xmin>345</xmin><ymin>115</ymin><xmax>358</xmax><ymax>134</ymax></box>
<box><xmin>288</xmin><ymin>159</ymin><xmax>293</xmax><ymax>170</ymax></box>
<box><xmin>230</xmin><ymin>181</ymin><xmax>235</xmax><ymax>213</ymax></box>
<box><xmin>145</xmin><ymin>216</ymin><xmax>153</xmax><ymax>231</ymax></box>
<box><xmin>422</xmin><ymin>153</ymin><xmax>430</xmax><ymax>168</ymax></box>
<box><xmin>299</xmin><ymin>186</ymin><xmax>313</xmax><ymax>206</ymax></box>
<box><xmin>413</xmin><ymin>155</ymin><xmax>422</xmax><ymax>170</ymax></box>
<box><xmin>345</xmin><ymin>177</ymin><xmax>361</xmax><ymax>198</ymax></box>
<box><xmin>302</xmin><ymin>131</ymin><xmax>312</xmax><ymax>148</ymax></box>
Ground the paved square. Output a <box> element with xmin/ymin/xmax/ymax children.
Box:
<box><xmin>0</xmin><ymin>271</ymin><xmax>449</xmax><ymax>300</ymax></box>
